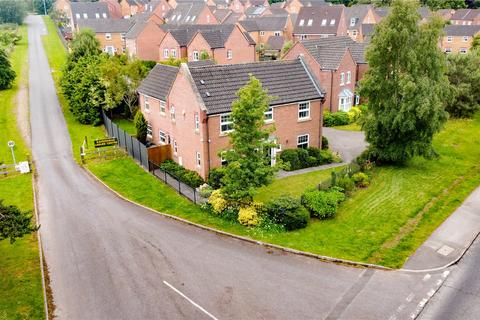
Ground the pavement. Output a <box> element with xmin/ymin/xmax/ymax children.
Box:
<box><xmin>27</xmin><ymin>15</ymin><xmax>480</xmax><ymax>320</ymax></box>
<box><xmin>403</xmin><ymin>187</ymin><xmax>480</xmax><ymax>271</ymax></box>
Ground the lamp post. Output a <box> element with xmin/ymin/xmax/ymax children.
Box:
<box><xmin>43</xmin><ymin>0</ymin><xmax>47</xmax><ymax>15</ymax></box>
<box><xmin>7</xmin><ymin>141</ymin><xmax>16</xmax><ymax>166</ymax></box>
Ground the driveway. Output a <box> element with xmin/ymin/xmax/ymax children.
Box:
<box><xmin>322</xmin><ymin>127</ymin><xmax>367</xmax><ymax>163</ymax></box>
<box><xmin>29</xmin><ymin>15</ymin><xmax>449</xmax><ymax>320</ymax></box>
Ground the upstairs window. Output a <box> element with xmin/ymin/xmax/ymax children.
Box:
<box><xmin>350</xmin><ymin>18</ymin><xmax>355</xmax><ymax>26</ymax></box>
<box><xmin>147</xmin><ymin>124</ymin><xmax>152</xmax><ymax>137</ymax></box>
<box><xmin>160</xmin><ymin>100</ymin><xmax>166</xmax><ymax>114</ymax></box>
<box><xmin>274</xmin><ymin>31</ymin><xmax>281</xmax><ymax>36</ymax></box>
<box><xmin>321</xmin><ymin>19</ymin><xmax>327</xmax><ymax>26</ymax></box>
<box><xmin>340</xmin><ymin>72</ymin><xmax>345</xmax><ymax>85</ymax></box>
<box><xmin>220</xmin><ymin>114</ymin><xmax>233</xmax><ymax>133</ymax></box>
<box><xmin>300</xmin><ymin>34</ymin><xmax>308</xmax><ymax>40</ymax></box>
<box><xmin>447</xmin><ymin>36</ymin><xmax>453</xmax><ymax>42</ymax></box>
<box><xmin>144</xmin><ymin>96</ymin><xmax>150</xmax><ymax>111</ymax></box>
<box><xmin>194</xmin><ymin>113</ymin><xmax>200</xmax><ymax>131</ymax></box>
<box><xmin>298</xmin><ymin>102</ymin><xmax>310</xmax><ymax>120</ymax></box>
<box><xmin>307</xmin><ymin>19</ymin><xmax>313</xmax><ymax>26</ymax></box>
<box><xmin>105</xmin><ymin>33</ymin><xmax>112</xmax><ymax>40</ymax></box>
<box><xmin>264</xmin><ymin>107</ymin><xmax>273</xmax><ymax>122</ymax></box>
<box><xmin>330</xmin><ymin>19</ymin><xmax>335</xmax><ymax>25</ymax></box>
<box><xmin>170</xmin><ymin>106</ymin><xmax>176</xmax><ymax>121</ymax></box>
<box><xmin>193</xmin><ymin>50</ymin><xmax>199</xmax><ymax>61</ymax></box>
<box><xmin>463</xmin><ymin>36</ymin><xmax>469</xmax><ymax>42</ymax></box>
<box><xmin>196</xmin><ymin>151</ymin><xmax>201</xmax><ymax>167</ymax></box>
<box><xmin>299</xmin><ymin>19</ymin><xmax>305</xmax><ymax>26</ymax></box>
<box><xmin>102</xmin><ymin>13</ymin><xmax>107</xmax><ymax>18</ymax></box>
<box><xmin>227</xmin><ymin>49</ymin><xmax>233</xmax><ymax>60</ymax></box>
<box><xmin>76</xmin><ymin>13</ymin><xmax>80</xmax><ymax>19</ymax></box>
<box><xmin>121</xmin><ymin>33</ymin><xmax>126</xmax><ymax>41</ymax></box>
<box><xmin>163</xmin><ymin>48</ymin><xmax>169</xmax><ymax>58</ymax></box>
<box><xmin>260</xmin><ymin>31</ymin><xmax>265</xmax><ymax>36</ymax></box>
<box><xmin>95</xmin><ymin>13</ymin><xmax>100</xmax><ymax>19</ymax></box>
<box><xmin>346</xmin><ymin>71</ymin><xmax>351</xmax><ymax>84</ymax></box>
<box><xmin>83</xmin><ymin>13</ymin><xmax>88</xmax><ymax>19</ymax></box>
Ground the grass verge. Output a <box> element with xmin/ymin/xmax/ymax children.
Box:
<box><xmin>0</xmin><ymin>25</ymin><xmax>44</xmax><ymax>320</ymax></box>
<box><xmin>113</xmin><ymin>118</ymin><xmax>135</xmax><ymax>135</ymax></box>
<box><xmin>332</xmin><ymin>123</ymin><xmax>362</xmax><ymax>131</ymax></box>
<box><xmin>42</xmin><ymin>16</ymin><xmax>480</xmax><ymax>268</ymax></box>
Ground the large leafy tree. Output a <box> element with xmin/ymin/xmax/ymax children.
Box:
<box><xmin>359</xmin><ymin>0</ymin><xmax>449</xmax><ymax>163</ymax></box>
<box><xmin>68</xmin><ymin>29</ymin><xmax>101</xmax><ymax>64</ymax></box>
<box><xmin>0</xmin><ymin>0</ymin><xmax>26</xmax><ymax>25</ymax></box>
<box><xmin>445</xmin><ymin>52</ymin><xmax>480</xmax><ymax>118</ymax></box>
<box><xmin>0</xmin><ymin>200</ymin><xmax>38</xmax><ymax>244</ymax></box>
<box><xmin>221</xmin><ymin>76</ymin><xmax>276</xmax><ymax>203</ymax></box>
<box><xmin>33</xmin><ymin>0</ymin><xmax>53</xmax><ymax>14</ymax></box>
<box><xmin>0</xmin><ymin>48</ymin><xmax>15</xmax><ymax>89</ymax></box>
<box><xmin>421</xmin><ymin>0</ymin><xmax>467</xmax><ymax>9</ymax></box>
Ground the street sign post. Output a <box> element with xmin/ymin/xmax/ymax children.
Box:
<box><xmin>7</xmin><ymin>141</ymin><xmax>16</xmax><ymax>165</ymax></box>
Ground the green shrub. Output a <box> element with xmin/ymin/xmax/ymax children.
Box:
<box><xmin>198</xmin><ymin>184</ymin><xmax>213</xmax><ymax>198</ymax></box>
<box><xmin>301</xmin><ymin>189</ymin><xmax>346</xmax><ymax>219</ymax></box>
<box><xmin>347</xmin><ymin>106</ymin><xmax>362</xmax><ymax>122</ymax></box>
<box><xmin>280</xmin><ymin>149</ymin><xmax>301</xmax><ymax>171</ymax></box>
<box><xmin>337</xmin><ymin>176</ymin><xmax>355</xmax><ymax>192</ymax></box>
<box><xmin>319</xmin><ymin>149</ymin><xmax>334</xmax><ymax>164</ymax></box>
<box><xmin>134</xmin><ymin>110</ymin><xmax>148</xmax><ymax>143</ymax></box>
<box><xmin>323</xmin><ymin>111</ymin><xmax>350</xmax><ymax>127</ymax></box>
<box><xmin>306</xmin><ymin>156</ymin><xmax>318</xmax><ymax>167</ymax></box>
<box><xmin>297</xmin><ymin>148</ymin><xmax>309</xmax><ymax>166</ymax></box>
<box><xmin>321</xmin><ymin>136</ymin><xmax>329</xmax><ymax>150</ymax></box>
<box><xmin>238</xmin><ymin>206</ymin><xmax>261</xmax><ymax>226</ymax></box>
<box><xmin>352</xmin><ymin>172</ymin><xmax>370</xmax><ymax>187</ymax></box>
<box><xmin>307</xmin><ymin>147</ymin><xmax>321</xmax><ymax>161</ymax></box>
<box><xmin>160</xmin><ymin>160</ymin><xmax>205</xmax><ymax>188</ymax></box>
<box><xmin>208</xmin><ymin>167</ymin><xmax>226</xmax><ymax>189</ymax></box>
<box><xmin>264</xmin><ymin>196</ymin><xmax>309</xmax><ymax>230</ymax></box>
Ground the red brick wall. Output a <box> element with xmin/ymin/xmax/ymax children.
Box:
<box><xmin>131</xmin><ymin>21</ymin><xmax>166</xmax><ymax>61</ymax></box>
<box><xmin>207</xmin><ymin>100</ymin><xmax>323</xmax><ymax>169</ymax></box>
<box><xmin>158</xmin><ymin>33</ymin><xmax>182</xmax><ymax>61</ymax></box>
<box><xmin>196</xmin><ymin>6</ymin><xmax>218</xmax><ymax>24</ymax></box>
<box><xmin>329</xmin><ymin>50</ymin><xmax>357</xmax><ymax>112</ymax></box>
<box><xmin>220</xmin><ymin>26</ymin><xmax>256</xmax><ymax>64</ymax></box>
<box><xmin>187</xmin><ymin>33</ymin><xmax>214</xmax><ymax>61</ymax></box>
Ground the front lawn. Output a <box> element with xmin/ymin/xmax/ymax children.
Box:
<box><xmin>112</xmin><ymin>118</ymin><xmax>135</xmax><ymax>135</ymax></box>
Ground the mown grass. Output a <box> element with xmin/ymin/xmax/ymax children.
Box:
<box><xmin>113</xmin><ymin>118</ymin><xmax>135</xmax><ymax>135</ymax></box>
<box><xmin>333</xmin><ymin>123</ymin><xmax>362</xmax><ymax>131</ymax></box>
<box><xmin>0</xmin><ymin>26</ymin><xmax>29</xmax><ymax>164</ymax></box>
<box><xmin>42</xmin><ymin>16</ymin><xmax>480</xmax><ymax>268</ymax></box>
<box><xmin>41</xmin><ymin>17</ymin><xmax>106</xmax><ymax>162</ymax></box>
<box><xmin>0</xmin><ymin>25</ymin><xmax>44</xmax><ymax>320</ymax></box>
<box><xmin>255</xmin><ymin>166</ymin><xmax>343</xmax><ymax>202</ymax></box>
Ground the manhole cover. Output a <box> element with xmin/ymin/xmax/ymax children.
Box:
<box><xmin>437</xmin><ymin>245</ymin><xmax>454</xmax><ymax>256</ymax></box>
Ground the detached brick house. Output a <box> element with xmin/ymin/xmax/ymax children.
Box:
<box><xmin>126</xmin><ymin>19</ymin><xmax>166</xmax><ymax>61</ymax></box>
<box><xmin>344</xmin><ymin>5</ymin><xmax>378</xmax><ymax>42</ymax></box>
<box><xmin>119</xmin><ymin>0</ymin><xmax>149</xmax><ymax>17</ymax></box>
<box><xmin>239</xmin><ymin>15</ymin><xmax>294</xmax><ymax>49</ymax></box>
<box><xmin>450</xmin><ymin>9</ymin><xmax>480</xmax><ymax>25</ymax></box>
<box><xmin>159</xmin><ymin>24</ymin><xmax>256</xmax><ymax>64</ymax></box>
<box><xmin>293</xmin><ymin>5</ymin><xmax>347</xmax><ymax>40</ymax></box>
<box><xmin>441</xmin><ymin>25</ymin><xmax>480</xmax><ymax>54</ymax></box>
<box><xmin>137</xmin><ymin>58</ymin><xmax>325</xmax><ymax>178</ymax></box>
<box><xmin>77</xmin><ymin>19</ymin><xmax>135</xmax><ymax>54</ymax></box>
<box><xmin>284</xmin><ymin>36</ymin><xmax>367</xmax><ymax>112</ymax></box>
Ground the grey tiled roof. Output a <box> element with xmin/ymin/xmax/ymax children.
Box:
<box><xmin>444</xmin><ymin>25</ymin><xmax>480</xmax><ymax>36</ymax></box>
<box><xmin>165</xmin><ymin>3</ymin><xmax>208</xmax><ymax>25</ymax></box>
<box><xmin>269</xmin><ymin>8</ymin><xmax>288</xmax><ymax>16</ymax></box>
<box><xmin>345</xmin><ymin>5</ymin><xmax>371</xmax><ymax>29</ymax></box>
<box><xmin>293</xmin><ymin>5</ymin><xmax>344</xmax><ymax>35</ymax></box>
<box><xmin>70</xmin><ymin>2</ymin><xmax>110</xmax><ymax>25</ymax></box>
<box><xmin>301</xmin><ymin>36</ymin><xmax>366</xmax><ymax>69</ymax></box>
<box><xmin>137</xmin><ymin>64</ymin><xmax>179</xmax><ymax>101</ymax></box>
<box><xmin>162</xmin><ymin>24</ymin><xmax>254</xmax><ymax>47</ymax></box>
<box><xmin>361</xmin><ymin>23</ymin><xmax>375</xmax><ymax>37</ymax></box>
<box><xmin>125</xmin><ymin>21</ymin><xmax>147</xmax><ymax>38</ymax></box>
<box><xmin>188</xmin><ymin>59</ymin><xmax>324</xmax><ymax>115</ymax></box>
<box><xmin>187</xmin><ymin>60</ymin><xmax>216</xmax><ymax>67</ymax></box>
<box><xmin>299</xmin><ymin>0</ymin><xmax>327</xmax><ymax>6</ymax></box>
<box><xmin>77</xmin><ymin>19</ymin><xmax>135</xmax><ymax>33</ymax></box>
<box><xmin>239</xmin><ymin>16</ymin><xmax>288</xmax><ymax>31</ymax></box>
<box><xmin>374</xmin><ymin>7</ymin><xmax>390</xmax><ymax>18</ymax></box>
<box><xmin>451</xmin><ymin>9</ymin><xmax>479</xmax><ymax>20</ymax></box>
<box><xmin>222</xmin><ymin>12</ymin><xmax>242</xmax><ymax>24</ymax></box>
<box><xmin>266</xmin><ymin>35</ymin><xmax>285</xmax><ymax>51</ymax></box>
<box><xmin>212</xmin><ymin>9</ymin><xmax>232</xmax><ymax>22</ymax></box>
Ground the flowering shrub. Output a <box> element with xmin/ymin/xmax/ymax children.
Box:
<box><xmin>208</xmin><ymin>190</ymin><xmax>228</xmax><ymax>214</ymax></box>
<box><xmin>352</xmin><ymin>172</ymin><xmax>370</xmax><ymax>187</ymax></box>
<box><xmin>238</xmin><ymin>206</ymin><xmax>261</xmax><ymax>226</ymax></box>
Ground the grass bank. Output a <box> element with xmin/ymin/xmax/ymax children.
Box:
<box><xmin>42</xmin><ymin>16</ymin><xmax>480</xmax><ymax>268</ymax></box>
<box><xmin>0</xmin><ymin>25</ymin><xmax>45</xmax><ymax>320</ymax></box>
<box><xmin>332</xmin><ymin>123</ymin><xmax>362</xmax><ymax>131</ymax></box>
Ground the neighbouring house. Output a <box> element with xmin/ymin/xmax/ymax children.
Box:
<box><xmin>441</xmin><ymin>25</ymin><xmax>480</xmax><ymax>54</ymax></box>
<box><xmin>212</xmin><ymin>8</ymin><xmax>234</xmax><ymax>23</ymax></box>
<box><xmin>293</xmin><ymin>5</ymin><xmax>347</xmax><ymax>40</ymax></box>
<box><xmin>100</xmin><ymin>0</ymin><xmax>123</xmax><ymax>19</ymax></box>
<box><xmin>140</xmin><ymin>0</ymin><xmax>172</xmax><ymax>20</ymax></box>
<box><xmin>119</xmin><ymin>0</ymin><xmax>149</xmax><ymax>18</ymax></box>
<box><xmin>171</xmin><ymin>0</ymin><xmax>217</xmax><ymax>8</ymax></box>
<box><xmin>70</xmin><ymin>1</ymin><xmax>110</xmax><ymax>29</ymax></box>
<box><xmin>361</xmin><ymin>23</ymin><xmax>375</xmax><ymax>42</ymax></box>
<box><xmin>222</xmin><ymin>12</ymin><xmax>243</xmax><ymax>24</ymax></box>
<box><xmin>126</xmin><ymin>19</ymin><xmax>166</xmax><ymax>60</ymax></box>
<box><xmin>265</xmin><ymin>35</ymin><xmax>285</xmax><ymax>59</ymax></box>
<box><xmin>213</xmin><ymin>0</ymin><xmax>231</xmax><ymax>10</ymax></box>
<box><xmin>55</xmin><ymin>0</ymin><xmax>71</xmax><ymax>15</ymax></box>
<box><xmin>229</xmin><ymin>0</ymin><xmax>269</xmax><ymax>13</ymax></box>
<box><xmin>450</xmin><ymin>9</ymin><xmax>480</xmax><ymax>25</ymax></box>
<box><xmin>435</xmin><ymin>9</ymin><xmax>455</xmax><ymax>21</ymax></box>
<box><xmin>344</xmin><ymin>5</ymin><xmax>378</xmax><ymax>42</ymax></box>
<box><xmin>273</xmin><ymin>0</ymin><xmax>327</xmax><ymax>15</ymax></box>
<box><xmin>159</xmin><ymin>24</ymin><xmax>256</xmax><ymax>64</ymax></box>
<box><xmin>284</xmin><ymin>36</ymin><xmax>367</xmax><ymax>113</ymax></box>
<box><xmin>137</xmin><ymin>58</ymin><xmax>325</xmax><ymax>178</ymax></box>
<box><xmin>239</xmin><ymin>15</ymin><xmax>293</xmax><ymax>50</ymax></box>
<box><xmin>77</xmin><ymin>18</ymin><xmax>135</xmax><ymax>54</ymax></box>
<box><xmin>164</xmin><ymin>3</ymin><xmax>219</xmax><ymax>25</ymax></box>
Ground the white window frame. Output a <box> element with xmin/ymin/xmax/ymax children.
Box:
<box><xmin>95</xmin><ymin>13</ymin><xmax>100</xmax><ymax>19</ymax></box>
<box><xmin>207</xmin><ymin>15</ymin><xmax>210</xmax><ymax>23</ymax></box>
<box><xmin>170</xmin><ymin>105</ymin><xmax>176</xmax><ymax>121</ymax></box>
<box><xmin>160</xmin><ymin>100</ymin><xmax>166</xmax><ymax>115</ymax></box>
<box><xmin>193</xmin><ymin>50</ymin><xmax>199</xmax><ymax>61</ymax></box>
<box><xmin>340</xmin><ymin>72</ymin><xmax>345</xmax><ymax>85</ymax></box>
<box><xmin>194</xmin><ymin>113</ymin><xmax>200</xmax><ymax>131</ymax></box>
<box><xmin>300</xmin><ymin>34</ymin><xmax>308</xmax><ymax>40</ymax></box>
<box><xmin>297</xmin><ymin>134</ymin><xmax>309</xmax><ymax>149</ymax></box>
<box><xmin>105</xmin><ymin>46</ymin><xmax>115</xmax><ymax>55</ymax></box>
<box><xmin>83</xmin><ymin>13</ymin><xmax>88</xmax><ymax>19</ymax></box>
<box><xmin>171</xmin><ymin>49</ymin><xmax>177</xmax><ymax>58</ymax></box>
<box><xmin>196</xmin><ymin>151</ymin><xmax>201</xmax><ymax>167</ymax></box>
<box><xmin>330</xmin><ymin>19</ymin><xmax>335</xmax><ymax>25</ymax></box>
<box><xmin>227</xmin><ymin>49</ymin><xmax>233</xmax><ymax>60</ymax></box>
<box><xmin>350</xmin><ymin>18</ymin><xmax>355</xmax><ymax>27</ymax></box>
<box><xmin>445</xmin><ymin>47</ymin><xmax>452</xmax><ymax>54</ymax></box>
<box><xmin>163</xmin><ymin>48</ymin><xmax>169</xmax><ymax>58</ymax></box>
<box><xmin>76</xmin><ymin>13</ymin><xmax>80</xmax><ymax>19</ymax></box>
<box><xmin>220</xmin><ymin>113</ymin><xmax>233</xmax><ymax>134</ymax></box>
<box><xmin>147</xmin><ymin>124</ymin><xmax>153</xmax><ymax>138</ymax></box>
<box><xmin>274</xmin><ymin>31</ymin><xmax>281</xmax><ymax>36</ymax></box>
<box><xmin>260</xmin><ymin>31</ymin><xmax>265</xmax><ymax>36</ymax></box>
<box><xmin>299</xmin><ymin>19</ymin><xmax>304</xmax><ymax>26</ymax></box>
<box><xmin>460</xmin><ymin>48</ymin><xmax>468</xmax><ymax>54</ymax></box>
<box><xmin>144</xmin><ymin>95</ymin><xmax>150</xmax><ymax>112</ymax></box>
<box><xmin>321</xmin><ymin>19</ymin><xmax>327</xmax><ymax>26</ymax></box>
<box><xmin>173</xmin><ymin>140</ymin><xmax>178</xmax><ymax>155</ymax></box>
<box><xmin>121</xmin><ymin>33</ymin><xmax>126</xmax><ymax>41</ymax></box>
<box><xmin>339</xmin><ymin>96</ymin><xmax>352</xmax><ymax>112</ymax></box>
<box><xmin>463</xmin><ymin>36</ymin><xmax>469</xmax><ymax>42</ymax></box>
<box><xmin>298</xmin><ymin>102</ymin><xmax>310</xmax><ymax>120</ymax></box>
<box><xmin>105</xmin><ymin>33</ymin><xmax>112</xmax><ymax>40</ymax></box>
<box><xmin>159</xmin><ymin>130</ymin><xmax>166</xmax><ymax>144</ymax></box>
<box><xmin>307</xmin><ymin>19</ymin><xmax>313</xmax><ymax>26</ymax></box>
<box><xmin>352</xmin><ymin>30</ymin><xmax>358</xmax><ymax>37</ymax></box>
<box><xmin>264</xmin><ymin>106</ymin><xmax>273</xmax><ymax>122</ymax></box>
<box><xmin>447</xmin><ymin>36</ymin><xmax>453</xmax><ymax>42</ymax></box>
<box><xmin>102</xmin><ymin>13</ymin><xmax>107</xmax><ymax>18</ymax></box>
<box><xmin>346</xmin><ymin>71</ymin><xmax>351</xmax><ymax>84</ymax></box>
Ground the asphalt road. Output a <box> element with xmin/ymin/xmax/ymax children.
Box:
<box><xmin>27</xmin><ymin>16</ymin><xmax>452</xmax><ymax>320</ymax></box>
<box><xmin>419</xmin><ymin>236</ymin><xmax>480</xmax><ymax>320</ymax></box>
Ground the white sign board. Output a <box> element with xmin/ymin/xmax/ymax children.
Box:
<box><xmin>16</xmin><ymin>161</ymin><xmax>30</xmax><ymax>174</ymax></box>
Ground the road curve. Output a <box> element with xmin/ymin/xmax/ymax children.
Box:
<box><xmin>28</xmin><ymin>15</ymin><xmax>446</xmax><ymax>320</ymax></box>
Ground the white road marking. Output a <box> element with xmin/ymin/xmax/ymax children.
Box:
<box><xmin>427</xmin><ymin>289</ymin><xmax>436</xmax><ymax>297</ymax></box>
<box><xmin>423</xmin><ymin>274</ymin><xmax>431</xmax><ymax>281</ymax></box>
<box><xmin>443</xmin><ymin>270</ymin><xmax>450</xmax><ymax>278</ymax></box>
<box><xmin>406</xmin><ymin>293</ymin><xmax>415</xmax><ymax>302</ymax></box>
<box><xmin>163</xmin><ymin>280</ymin><xmax>219</xmax><ymax>320</ymax></box>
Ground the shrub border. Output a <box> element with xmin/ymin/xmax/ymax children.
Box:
<box><xmin>81</xmin><ymin>165</ymin><xmax>392</xmax><ymax>271</ymax></box>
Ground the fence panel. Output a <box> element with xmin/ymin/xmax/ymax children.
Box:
<box><xmin>140</xmin><ymin>144</ymin><xmax>149</xmax><ymax>169</ymax></box>
<box><xmin>118</xmin><ymin>129</ymin><xmax>126</xmax><ymax>149</ymax></box>
<box><xmin>126</xmin><ymin>135</ymin><xmax>134</xmax><ymax>157</ymax></box>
